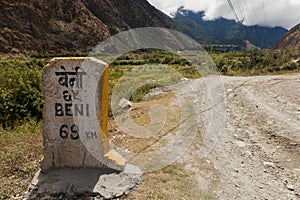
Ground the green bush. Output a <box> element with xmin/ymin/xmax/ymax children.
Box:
<box><xmin>0</xmin><ymin>58</ymin><xmax>44</xmax><ymax>126</ymax></box>
<box><xmin>130</xmin><ymin>83</ymin><xmax>161</xmax><ymax>102</ymax></box>
<box><xmin>281</xmin><ymin>61</ymin><xmax>299</xmax><ymax>71</ymax></box>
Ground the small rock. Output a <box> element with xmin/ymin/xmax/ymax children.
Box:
<box><xmin>235</xmin><ymin>141</ymin><xmax>246</xmax><ymax>148</ymax></box>
<box><xmin>119</xmin><ymin>98</ymin><xmax>133</xmax><ymax>110</ymax></box>
<box><xmin>205</xmin><ymin>160</ymin><xmax>211</xmax><ymax>164</ymax></box>
<box><xmin>287</xmin><ymin>184</ymin><xmax>295</xmax><ymax>191</ymax></box>
<box><xmin>263</xmin><ymin>162</ymin><xmax>275</xmax><ymax>168</ymax></box>
<box><xmin>180</xmin><ymin>78</ymin><xmax>188</xmax><ymax>82</ymax></box>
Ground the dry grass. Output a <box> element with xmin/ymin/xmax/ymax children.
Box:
<box><xmin>109</xmin><ymin>92</ymin><xmax>217</xmax><ymax>200</ymax></box>
<box><xmin>124</xmin><ymin>163</ymin><xmax>215</xmax><ymax>200</ymax></box>
<box><xmin>0</xmin><ymin>120</ymin><xmax>43</xmax><ymax>199</ymax></box>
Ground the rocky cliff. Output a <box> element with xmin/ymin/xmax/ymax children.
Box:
<box><xmin>275</xmin><ymin>23</ymin><xmax>300</xmax><ymax>49</ymax></box>
<box><xmin>0</xmin><ymin>0</ymin><xmax>173</xmax><ymax>54</ymax></box>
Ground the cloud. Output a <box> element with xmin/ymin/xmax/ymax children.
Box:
<box><xmin>148</xmin><ymin>0</ymin><xmax>300</xmax><ymax>29</ymax></box>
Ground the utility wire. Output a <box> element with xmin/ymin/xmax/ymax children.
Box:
<box><xmin>239</xmin><ymin>0</ymin><xmax>249</xmax><ymax>25</ymax></box>
<box><xmin>260</xmin><ymin>0</ymin><xmax>268</xmax><ymax>48</ymax></box>
<box><xmin>244</xmin><ymin>0</ymin><xmax>253</xmax><ymax>25</ymax></box>
<box><xmin>226</xmin><ymin>0</ymin><xmax>242</xmax><ymax>24</ymax></box>
<box><xmin>235</xmin><ymin>0</ymin><xmax>244</xmax><ymax>22</ymax></box>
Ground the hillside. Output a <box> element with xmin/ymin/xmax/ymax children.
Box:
<box><xmin>0</xmin><ymin>0</ymin><xmax>110</xmax><ymax>54</ymax></box>
<box><xmin>275</xmin><ymin>23</ymin><xmax>300</xmax><ymax>49</ymax></box>
<box><xmin>0</xmin><ymin>0</ymin><xmax>173</xmax><ymax>54</ymax></box>
<box><xmin>172</xmin><ymin>7</ymin><xmax>287</xmax><ymax>50</ymax></box>
<box><xmin>81</xmin><ymin>0</ymin><xmax>174</xmax><ymax>34</ymax></box>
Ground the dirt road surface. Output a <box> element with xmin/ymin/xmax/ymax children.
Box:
<box><xmin>119</xmin><ymin>73</ymin><xmax>300</xmax><ymax>199</ymax></box>
<box><xmin>201</xmin><ymin>74</ymin><xmax>300</xmax><ymax>199</ymax></box>
<box><xmin>185</xmin><ymin>74</ymin><xmax>300</xmax><ymax>199</ymax></box>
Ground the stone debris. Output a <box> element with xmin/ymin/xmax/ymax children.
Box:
<box><xmin>287</xmin><ymin>184</ymin><xmax>295</xmax><ymax>191</ymax></box>
<box><xmin>119</xmin><ymin>98</ymin><xmax>133</xmax><ymax>110</ymax></box>
<box><xmin>26</xmin><ymin>164</ymin><xmax>142</xmax><ymax>199</ymax></box>
<box><xmin>263</xmin><ymin>162</ymin><xmax>275</xmax><ymax>168</ymax></box>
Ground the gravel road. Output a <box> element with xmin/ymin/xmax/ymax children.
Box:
<box><xmin>201</xmin><ymin>74</ymin><xmax>300</xmax><ymax>199</ymax></box>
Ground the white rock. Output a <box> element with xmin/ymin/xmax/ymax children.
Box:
<box><xmin>119</xmin><ymin>98</ymin><xmax>133</xmax><ymax>110</ymax></box>
<box><xmin>287</xmin><ymin>184</ymin><xmax>294</xmax><ymax>191</ymax></box>
<box><xmin>180</xmin><ymin>78</ymin><xmax>189</xmax><ymax>82</ymax></box>
<box><xmin>235</xmin><ymin>141</ymin><xmax>246</xmax><ymax>148</ymax></box>
<box><xmin>263</xmin><ymin>162</ymin><xmax>275</xmax><ymax>168</ymax></box>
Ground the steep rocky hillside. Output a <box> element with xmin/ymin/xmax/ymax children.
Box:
<box><xmin>82</xmin><ymin>0</ymin><xmax>174</xmax><ymax>34</ymax></box>
<box><xmin>0</xmin><ymin>0</ymin><xmax>173</xmax><ymax>54</ymax></box>
<box><xmin>0</xmin><ymin>0</ymin><xmax>110</xmax><ymax>54</ymax></box>
<box><xmin>275</xmin><ymin>23</ymin><xmax>300</xmax><ymax>49</ymax></box>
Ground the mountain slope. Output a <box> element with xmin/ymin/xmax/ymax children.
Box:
<box><xmin>275</xmin><ymin>23</ymin><xmax>300</xmax><ymax>49</ymax></box>
<box><xmin>172</xmin><ymin>8</ymin><xmax>287</xmax><ymax>49</ymax></box>
<box><xmin>81</xmin><ymin>0</ymin><xmax>174</xmax><ymax>35</ymax></box>
<box><xmin>0</xmin><ymin>0</ymin><xmax>174</xmax><ymax>54</ymax></box>
<box><xmin>0</xmin><ymin>0</ymin><xmax>110</xmax><ymax>54</ymax></box>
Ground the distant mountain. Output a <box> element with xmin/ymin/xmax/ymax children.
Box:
<box><xmin>275</xmin><ymin>23</ymin><xmax>300</xmax><ymax>49</ymax></box>
<box><xmin>0</xmin><ymin>2</ymin><xmax>290</xmax><ymax>54</ymax></box>
<box><xmin>0</xmin><ymin>0</ymin><xmax>173</xmax><ymax>54</ymax></box>
<box><xmin>172</xmin><ymin>7</ymin><xmax>288</xmax><ymax>50</ymax></box>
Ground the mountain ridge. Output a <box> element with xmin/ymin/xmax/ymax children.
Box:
<box><xmin>171</xmin><ymin>7</ymin><xmax>287</xmax><ymax>50</ymax></box>
<box><xmin>0</xmin><ymin>0</ymin><xmax>173</xmax><ymax>54</ymax></box>
<box><xmin>275</xmin><ymin>23</ymin><xmax>300</xmax><ymax>49</ymax></box>
<box><xmin>0</xmin><ymin>2</ymin><xmax>291</xmax><ymax>54</ymax></box>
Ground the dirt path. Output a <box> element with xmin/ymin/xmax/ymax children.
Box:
<box><xmin>207</xmin><ymin>74</ymin><xmax>300</xmax><ymax>199</ymax></box>
<box><xmin>111</xmin><ymin>73</ymin><xmax>300</xmax><ymax>199</ymax></box>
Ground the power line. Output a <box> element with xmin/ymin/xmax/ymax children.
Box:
<box><xmin>243</xmin><ymin>0</ymin><xmax>253</xmax><ymax>25</ymax></box>
<box><xmin>226</xmin><ymin>0</ymin><xmax>241</xmax><ymax>24</ymax></box>
<box><xmin>239</xmin><ymin>0</ymin><xmax>249</xmax><ymax>25</ymax></box>
<box><xmin>235</xmin><ymin>0</ymin><xmax>244</xmax><ymax>22</ymax></box>
<box><xmin>260</xmin><ymin>0</ymin><xmax>268</xmax><ymax>48</ymax></box>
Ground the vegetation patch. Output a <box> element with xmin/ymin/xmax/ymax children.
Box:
<box><xmin>0</xmin><ymin>58</ymin><xmax>44</xmax><ymax>127</ymax></box>
<box><xmin>0</xmin><ymin>119</ymin><xmax>43</xmax><ymax>199</ymax></box>
<box><xmin>211</xmin><ymin>49</ymin><xmax>300</xmax><ymax>75</ymax></box>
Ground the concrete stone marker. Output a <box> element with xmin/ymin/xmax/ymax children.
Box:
<box><xmin>41</xmin><ymin>57</ymin><xmax>124</xmax><ymax>171</ymax></box>
<box><xmin>26</xmin><ymin>58</ymin><xmax>141</xmax><ymax>199</ymax></box>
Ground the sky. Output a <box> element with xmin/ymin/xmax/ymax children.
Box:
<box><xmin>148</xmin><ymin>0</ymin><xmax>300</xmax><ymax>29</ymax></box>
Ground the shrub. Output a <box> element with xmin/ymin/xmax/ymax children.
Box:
<box><xmin>0</xmin><ymin>58</ymin><xmax>44</xmax><ymax>126</ymax></box>
<box><xmin>281</xmin><ymin>61</ymin><xmax>299</xmax><ymax>71</ymax></box>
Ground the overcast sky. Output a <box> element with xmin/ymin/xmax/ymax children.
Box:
<box><xmin>148</xmin><ymin>0</ymin><xmax>300</xmax><ymax>29</ymax></box>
